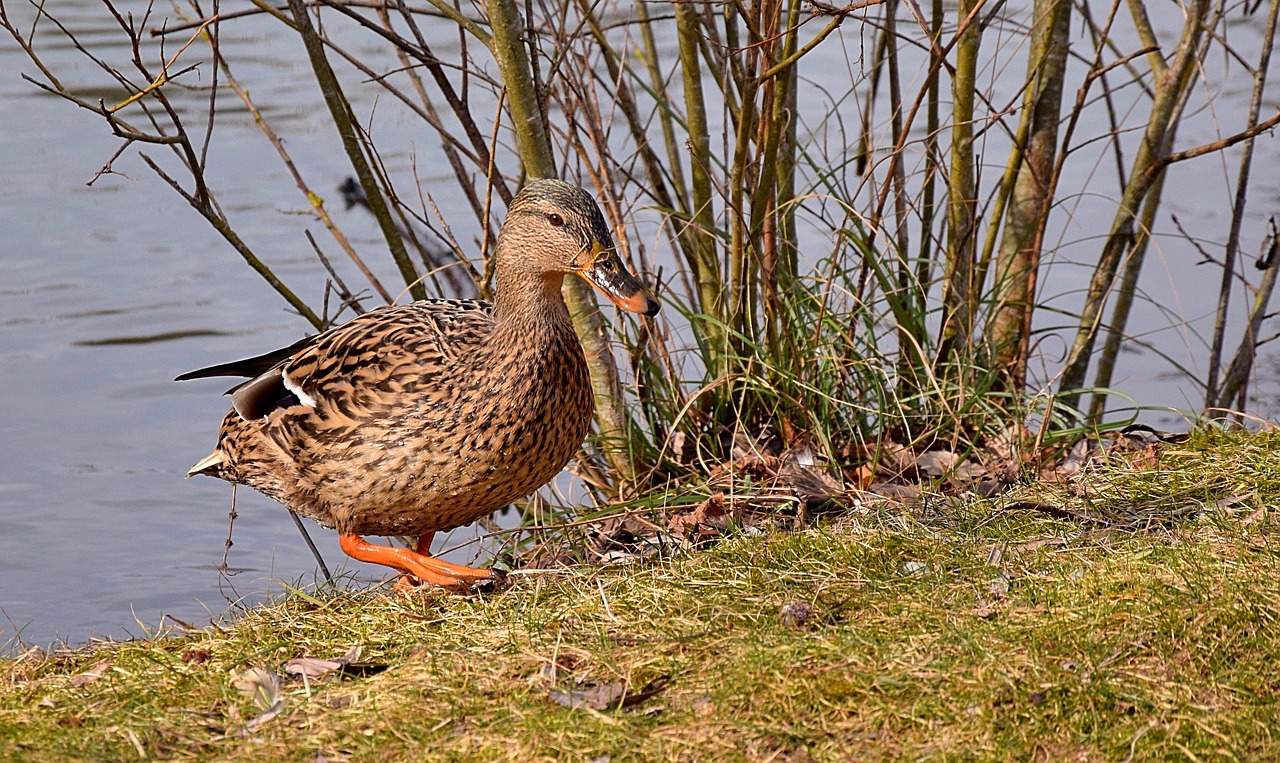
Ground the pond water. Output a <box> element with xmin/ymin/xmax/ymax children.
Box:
<box><xmin>2</xmin><ymin>1</ymin><xmax>1278</xmax><ymax>648</ymax></box>
<box><xmin>0</xmin><ymin>0</ymin><xmax>496</xmax><ymax>648</ymax></box>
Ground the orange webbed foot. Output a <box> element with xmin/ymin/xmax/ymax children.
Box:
<box><xmin>339</xmin><ymin>533</ymin><xmax>495</xmax><ymax>591</ymax></box>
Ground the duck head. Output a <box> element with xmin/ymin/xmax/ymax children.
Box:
<box><xmin>501</xmin><ymin>179</ymin><xmax>660</xmax><ymax>317</ymax></box>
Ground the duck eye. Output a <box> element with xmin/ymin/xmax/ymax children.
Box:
<box><xmin>547</xmin><ymin>213</ymin><xmax>564</xmax><ymax>227</ymax></box>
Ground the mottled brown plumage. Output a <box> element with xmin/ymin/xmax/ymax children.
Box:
<box><xmin>179</xmin><ymin>180</ymin><xmax>659</xmax><ymax>588</ymax></box>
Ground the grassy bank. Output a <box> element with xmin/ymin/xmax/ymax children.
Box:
<box><xmin>4</xmin><ymin>429</ymin><xmax>1280</xmax><ymax>761</ymax></box>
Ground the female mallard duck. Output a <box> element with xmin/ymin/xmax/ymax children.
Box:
<box><xmin>178</xmin><ymin>179</ymin><xmax>659</xmax><ymax>589</ymax></box>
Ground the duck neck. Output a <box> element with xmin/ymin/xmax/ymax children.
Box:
<box><xmin>491</xmin><ymin>269</ymin><xmax>574</xmax><ymax>343</ymax></box>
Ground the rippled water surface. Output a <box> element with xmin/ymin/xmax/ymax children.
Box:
<box><xmin>2</xmin><ymin>1</ymin><xmax>1278</xmax><ymax>648</ymax></box>
<box><xmin>0</xmin><ymin>1</ymin><xmax>494</xmax><ymax>647</ymax></box>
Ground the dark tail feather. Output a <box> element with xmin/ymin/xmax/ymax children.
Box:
<box><xmin>175</xmin><ymin>334</ymin><xmax>314</xmax><ymax>382</ymax></box>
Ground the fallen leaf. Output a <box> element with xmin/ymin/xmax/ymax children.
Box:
<box><xmin>542</xmin><ymin>665</ymin><xmax>669</xmax><ymax>711</ymax></box>
<box><xmin>245</xmin><ymin>701</ymin><xmax>284</xmax><ymax>733</ymax></box>
<box><xmin>847</xmin><ymin>464</ymin><xmax>876</xmax><ymax>490</ymax></box>
<box><xmin>1056</xmin><ymin>438</ymin><xmax>1093</xmax><ymax>474</ymax></box>
<box><xmin>916</xmin><ymin>450</ymin><xmax>958</xmax><ymax>478</ymax></box>
<box><xmin>68</xmin><ymin>661</ymin><xmax>109</xmax><ymax>688</ymax></box>
<box><xmin>283</xmin><ymin>645</ymin><xmax>362</xmax><ymax>681</ymax></box>
<box><xmin>951</xmin><ymin>459</ymin><xmax>988</xmax><ymax>482</ymax></box>
<box><xmin>775</xmin><ymin>450</ymin><xmax>844</xmax><ymax>503</ymax></box>
<box><xmin>986</xmin><ymin>423</ymin><xmax>1031</xmax><ymax>462</ymax></box>
<box><xmin>234</xmin><ymin>665</ymin><xmax>284</xmax><ymax>732</ymax></box>
<box><xmin>283</xmin><ymin>657</ymin><xmax>346</xmax><ymax>681</ymax></box>
<box><xmin>706</xmin><ymin>449</ymin><xmax>843</xmax><ymax>505</ymax></box>
<box><xmin>866</xmin><ymin>482</ymin><xmax>922</xmax><ymax>500</ymax></box>
<box><xmin>877</xmin><ymin>440</ymin><xmax>916</xmax><ymax>477</ymax></box>
<box><xmin>235</xmin><ymin>665</ymin><xmax>282</xmax><ymax>709</ymax></box>
<box><xmin>1118</xmin><ymin>423</ymin><xmax>1190</xmax><ymax>445</ymax></box>
<box><xmin>668</xmin><ymin>492</ymin><xmax>729</xmax><ymax>537</ymax></box>
<box><xmin>901</xmin><ymin>561</ymin><xmax>929</xmax><ymax>576</ymax></box>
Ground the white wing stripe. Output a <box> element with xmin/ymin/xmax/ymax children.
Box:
<box><xmin>282</xmin><ymin>372</ymin><xmax>317</xmax><ymax>408</ymax></box>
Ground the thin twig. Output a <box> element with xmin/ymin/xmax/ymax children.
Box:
<box><xmin>287</xmin><ymin>510</ymin><xmax>334</xmax><ymax>585</ymax></box>
<box><xmin>216</xmin><ymin>54</ymin><xmax>394</xmax><ymax>303</ymax></box>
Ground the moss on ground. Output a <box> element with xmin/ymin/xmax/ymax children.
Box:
<box><xmin>4</xmin><ymin>429</ymin><xmax>1280</xmax><ymax>761</ymax></box>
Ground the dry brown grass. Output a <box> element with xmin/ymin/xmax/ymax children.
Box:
<box><xmin>4</xmin><ymin>428</ymin><xmax>1280</xmax><ymax>761</ymax></box>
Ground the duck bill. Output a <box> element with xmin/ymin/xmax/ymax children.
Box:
<box><xmin>579</xmin><ymin>243</ymin><xmax>661</xmax><ymax>317</ymax></box>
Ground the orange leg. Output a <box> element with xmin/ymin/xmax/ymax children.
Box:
<box><xmin>339</xmin><ymin>533</ymin><xmax>493</xmax><ymax>590</ymax></box>
<box><xmin>414</xmin><ymin>533</ymin><xmax>435</xmax><ymax>555</ymax></box>
<box><xmin>394</xmin><ymin>533</ymin><xmax>438</xmax><ymax>591</ymax></box>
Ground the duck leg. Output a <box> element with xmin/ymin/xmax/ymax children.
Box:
<box><xmin>414</xmin><ymin>533</ymin><xmax>435</xmax><ymax>555</ymax></box>
<box><xmin>339</xmin><ymin>533</ymin><xmax>493</xmax><ymax>589</ymax></box>
<box><xmin>393</xmin><ymin>533</ymin><xmax>437</xmax><ymax>591</ymax></box>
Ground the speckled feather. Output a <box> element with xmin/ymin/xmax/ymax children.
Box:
<box><xmin>180</xmin><ymin>180</ymin><xmax>641</xmax><ymax>539</ymax></box>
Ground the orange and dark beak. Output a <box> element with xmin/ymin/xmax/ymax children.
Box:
<box><xmin>578</xmin><ymin>241</ymin><xmax>660</xmax><ymax>316</ymax></box>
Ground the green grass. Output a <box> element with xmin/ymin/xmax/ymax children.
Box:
<box><xmin>4</xmin><ymin>429</ymin><xmax>1280</xmax><ymax>761</ymax></box>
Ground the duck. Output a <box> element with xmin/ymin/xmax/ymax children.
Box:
<box><xmin>177</xmin><ymin>179</ymin><xmax>660</xmax><ymax>589</ymax></box>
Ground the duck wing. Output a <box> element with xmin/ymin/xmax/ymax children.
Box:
<box><xmin>176</xmin><ymin>333</ymin><xmax>320</xmax><ymax>418</ymax></box>
<box><xmin>178</xmin><ymin>300</ymin><xmax>494</xmax><ymax>421</ymax></box>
